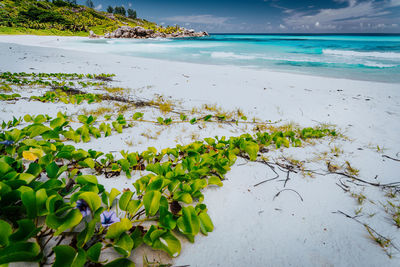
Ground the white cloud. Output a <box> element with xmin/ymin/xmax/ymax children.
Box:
<box><xmin>333</xmin><ymin>0</ymin><xmax>357</xmax><ymax>7</ymax></box>
<box><xmin>283</xmin><ymin>0</ymin><xmax>400</xmax><ymax>31</ymax></box>
<box><xmin>164</xmin><ymin>15</ymin><xmax>231</xmax><ymax>25</ymax></box>
<box><xmin>95</xmin><ymin>4</ymin><xmax>102</xmax><ymax>10</ymax></box>
<box><xmin>389</xmin><ymin>0</ymin><xmax>400</xmax><ymax>6</ymax></box>
<box><xmin>279</xmin><ymin>24</ymin><xmax>286</xmax><ymax>29</ymax></box>
<box><xmin>285</xmin><ymin>1</ymin><xmax>375</xmax><ymax>26</ymax></box>
<box><xmin>128</xmin><ymin>3</ymin><xmax>132</xmax><ymax>8</ymax></box>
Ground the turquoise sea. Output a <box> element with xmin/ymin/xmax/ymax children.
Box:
<box><xmin>71</xmin><ymin>34</ymin><xmax>400</xmax><ymax>83</ymax></box>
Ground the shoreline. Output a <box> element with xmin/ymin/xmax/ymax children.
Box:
<box><xmin>1</xmin><ymin>34</ymin><xmax>399</xmax><ymax>85</ymax></box>
<box><xmin>1</xmin><ymin>35</ymin><xmax>400</xmax><ymax>266</ymax></box>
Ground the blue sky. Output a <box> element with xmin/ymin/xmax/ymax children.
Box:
<box><xmin>78</xmin><ymin>0</ymin><xmax>400</xmax><ymax>33</ymax></box>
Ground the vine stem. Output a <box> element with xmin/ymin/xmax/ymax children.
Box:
<box><xmin>132</xmin><ymin>217</ymin><xmax>159</xmax><ymax>224</ymax></box>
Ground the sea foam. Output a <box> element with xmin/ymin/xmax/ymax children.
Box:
<box><xmin>323</xmin><ymin>49</ymin><xmax>400</xmax><ymax>59</ymax></box>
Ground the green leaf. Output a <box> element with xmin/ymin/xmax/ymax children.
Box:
<box><xmin>26</xmin><ymin>162</ymin><xmax>42</xmax><ymax>177</ymax></box>
<box><xmin>8</xmin><ymin>219</ymin><xmax>40</xmax><ymax>242</ymax></box>
<box><xmin>143</xmin><ymin>226</ymin><xmax>181</xmax><ymax>257</ymax></box>
<box><xmin>0</xmin><ymin>220</ymin><xmax>12</xmax><ymax>247</ymax></box>
<box><xmin>72</xmin><ymin>248</ymin><xmax>86</xmax><ymax>267</ymax></box>
<box><xmin>126</xmin><ymin>200</ymin><xmax>142</xmax><ymax>216</ymax></box>
<box><xmin>208</xmin><ymin>176</ymin><xmax>223</xmax><ymax>187</ymax></box>
<box><xmin>78</xmin><ymin>158</ymin><xmax>95</xmax><ymax>169</ymax></box>
<box><xmin>18</xmin><ymin>173</ymin><xmax>35</xmax><ymax>184</ymax></box>
<box><xmin>105</xmin><ymin>218</ymin><xmax>132</xmax><ymax>239</ymax></box>
<box><xmin>77</xmin><ymin>220</ymin><xmax>96</xmax><ymax>248</ymax></box>
<box><xmin>199</xmin><ymin>212</ymin><xmax>214</xmax><ymax>235</ymax></box>
<box><xmin>203</xmin><ymin>115</ymin><xmax>212</xmax><ymax>121</ymax></box>
<box><xmin>78</xmin><ymin>192</ymin><xmax>101</xmax><ymax>213</ymax></box>
<box><xmin>77</xmin><ymin>115</ymin><xmax>88</xmax><ymax>124</ymax></box>
<box><xmin>21</xmin><ymin>189</ymin><xmax>36</xmax><ymax>219</ymax></box>
<box><xmin>0</xmin><ymin>161</ymin><xmax>12</xmax><ymax>176</ymax></box>
<box><xmin>29</xmin><ymin>124</ymin><xmax>51</xmax><ymax>138</ymax></box>
<box><xmin>46</xmin><ymin>162</ymin><xmax>60</xmax><ymax>179</ymax></box>
<box><xmin>243</xmin><ymin>141</ymin><xmax>259</xmax><ymax>161</ymax></box>
<box><xmin>104</xmin><ymin>258</ymin><xmax>135</xmax><ymax>267</ymax></box>
<box><xmin>143</xmin><ymin>190</ymin><xmax>162</xmax><ymax>217</ymax></box>
<box><xmin>53</xmin><ymin>245</ymin><xmax>85</xmax><ymax>267</ymax></box>
<box><xmin>132</xmin><ymin>112</ymin><xmax>143</xmax><ymax>120</ymax></box>
<box><xmin>0</xmin><ymin>242</ymin><xmax>42</xmax><ymax>265</ymax></box>
<box><xmin>130</xmin><ymin>227</ymin><xmax>144</xmax><ymax>250</ymax></box>
<box><xmin>46</xmin><ymin>209</ymin><xmax>83</xmax><ymax>236</ymax></box>
<box><xmin>35</xmin><ymin>188</ymin><xmax>48</xmax><ymax>216</ymax></box>
<box><xmin>153</xmin><ymin>230</ymin><xmax>181</xmax><ymax>257</ymax></box>
<box><xmin>50</xmin><ymin>117</ymin><xmax>66</xmax><ymax>129</ymax></box>
<box><xmin>113</xmin><ymin>233</ymin><xmax>134</xmax><ymax>257</ymax></box>
<box><xmin>159</xmin><ymin>206</ymin><xmax>177</xmax><ymax>230</ymax></box>
<box><xmin>87</xmin><ymin>242</ymin><xmax>102</xmax><ymax>262</ymax></box>
<box><xmin>76</xmin><ymin>175</ymin><xmax>98</xmax><ymax>185</ymax></box>
<box><xmin>173</xmin><ymin>191</ymin><xmax>193</xmax><ymax>204</ymax></box>
<box><xmin>119</xmin><ymin>191</ymin><xmax>134</xmax><ymax>211</ymax></box>
<box><xmin>177</xmin><ymin>206</ymin><xmax>200</xmax><ymax>243</ymax></box>
<box><xmin>24</xmin><ymin>114</ymin><xmax>32</xmax><ymax>122</ymax></box>
<box><xmin>204</xmin><ymin>138</ymin><xmax>215</xmax><ymax>146</ymax></box>
<box><xmin>108</xmin><ymin>188</ymin><xmax>121</xmax><ymax>208</ymax></box>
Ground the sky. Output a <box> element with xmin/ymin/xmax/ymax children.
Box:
<box><xmin>78</xmin><ymin>0</ymin><xmax>400</xmax><ymax>33</ymax></box>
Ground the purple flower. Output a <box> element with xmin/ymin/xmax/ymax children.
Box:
<box><xmin>100</xmin><ymin>210</ymin><xmax>120</xmax><ymax>227</ymax></box>
<box><xmin>76</xmin><ymin>199</ymin><xmax>91</xmax><ymax>217</ymax></box>
<box><xmin>0</xmin><ymin>140</ymin><xmax>14</xmax><ymax>146</ymax></box>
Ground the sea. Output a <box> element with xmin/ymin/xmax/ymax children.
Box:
<box><xmin>68</xmin><ymin>34</ymin><xmax>400</xmax><ymax>83</ymax></box>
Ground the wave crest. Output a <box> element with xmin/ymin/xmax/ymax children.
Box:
<box><xmin>323</xmin><ymin>49</ymin><xmax>400</xmax><ymax>59</ymax></box>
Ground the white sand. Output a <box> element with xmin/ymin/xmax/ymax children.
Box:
<box><xmin>1</xmin><ymin>35</ymin><xmax>400</xmax><ymax>266</ymax></box>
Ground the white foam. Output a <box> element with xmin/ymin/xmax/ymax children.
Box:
<box><xmin>323</xmin><ymin>49</ymin><xmax>400</xmax><ymax>59</ymax></box>
<box><xmin>210</xmin><ymin>52</ymin><xmax>256</xmax><ymax>60</ymax></box>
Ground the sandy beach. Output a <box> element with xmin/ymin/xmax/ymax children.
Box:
<box><xmin>1</xmin><ymin>35</ymin><xmax>400</xmax><ymax>266</ymax></box>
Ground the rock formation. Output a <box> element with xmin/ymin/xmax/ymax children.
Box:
<box><xmin>103</xmin><ymin>26</ymin><xmax>209</xmax><ymax>39</ymax></box>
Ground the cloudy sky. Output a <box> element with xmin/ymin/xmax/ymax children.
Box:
<box><xmin>79</xmin><ymin>0</ymin><xmax>400</xmax><ymax>33</ymax></box>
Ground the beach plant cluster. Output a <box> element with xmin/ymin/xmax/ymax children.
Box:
<box><xmin>0</xmin><ymin>71</ymin><xmax>112</xmax><ymax>87</ymax></box>
<box><xmin>0</xmin><ymin>93</ymin><xmax>21</xmax><ymax>101</ymax></box>
<box><xmin>0</xmin><ymin>70</ymin><xmax>340</xmax><ymax>265</ymax></box>
<box><xmin>30</xmin><ymin>90</ymin><xmax>102</xmax><ymax>105</ymax></box>
<box><xmin>0</xmin><ymin>113</ymin><xmax>337</xmax><ymax>265</ymax></box>
<box><xmin>0</xmin><ymin>111</ymin><xmax>336</xmax><ymax>149</ymax></box>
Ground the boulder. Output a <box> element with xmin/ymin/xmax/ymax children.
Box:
<box><xmin>121</xmin><ymin>32</ymin><xmax>131</xmax><ymax>38</ymax></box>
<box><xmin>89</xmin><ymin>30</ymin><xmax>98</xmax><ymax>38</ymax></box>
<box><xmin>134</xmin><ymin>26</ymin><xmax>146</xmax><ymax>36</ymax></box>
<box><xmin>145</xmin><ymin>29</ymin><xmax>154</xmax><ymax>35</ymax></box>
<box><xmin>114</xmin><ymin>28</ymin><xmax>123</xmax><ymax>38</ymax></box>
<box><xmin>120</xmin><ymin>26</ymin><xmax>133</xmax><ymax>32</ymax></box>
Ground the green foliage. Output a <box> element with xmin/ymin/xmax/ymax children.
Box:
<box><xmin>0</xmin><ymin>0</ymin><xmax>159</xmax><ymax>35</ymax></box>
<box><xmin>0</xmin><ymin>70</ymin><xmax>338</xmax><ymax>266</ymax></box>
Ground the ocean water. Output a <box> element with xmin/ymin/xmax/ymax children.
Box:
<box><xmin>68</xmin><ymin>34</ymin><xmax>400</xmax><ymax>83</ymax></box>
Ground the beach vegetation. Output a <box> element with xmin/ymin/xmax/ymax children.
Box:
<box><xmin>345</xmin><ymin>161</ymin><xmax>359</xmax><ymax>176</ymax></box>
<box><xmin>387</xmin><ymin>201</ymin><xmax>400</xmax><ymax>228</ymax></box>
<box><xmin>0</xmin><ymin>0</ymin><xmax>163</xmax><ymax>36</ymax></box>
<box><xmin>0</xmin><ymin>71</ymin><xmax>343</xmax><ymax>265</ymax></box>
<box><xmin>351</xmin><ymin>192</ymin><xmax>366</xmax><ymax>205</ymax></box>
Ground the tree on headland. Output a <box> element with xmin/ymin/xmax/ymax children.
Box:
<box><xmin>85</xmin><ymin>0</ymin><xmax>94</xmax><ymax>9</ymax></box>
<box><xmin>107</xmin><ymin>6</ymin><xmax>114</xmax><ymax>14</ymax></box>
<box><xmin>127</xmin><ymin>9</ymin><xmax>137</xmax><ymax>19</ymax></box>
<box><xmin>114</xmin><ymin>6</ymin><xmax>126</xmax><ymax>16</ymax></box>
